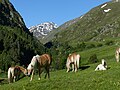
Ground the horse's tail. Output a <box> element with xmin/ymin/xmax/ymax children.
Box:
<box><xmin>8</xmin><ymin>67</ymin><xmax>12</xmax><ymax>83</ymax></box>
<box><xmin>48</xmin><ymin>54</ymin><xmax>52</xmax><ymax>65</ymax></box>
<box><xmin>76</xmin><ymin>54</ymin><xmax>80</xmax><ymax>69</ymax></box>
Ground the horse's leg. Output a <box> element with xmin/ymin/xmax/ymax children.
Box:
<box><xmin>30</xmin><ymin>70</ymin><xmax>34</xmax><ymax>81</ymax></box>
<box><xmin>76</xmin><ymin>55</ymin><xmax>80</xmax><ymax>69</ymax></box>
<box><xmin>72</xmin><ymin>64</ymin><xmax>74</xmax><ymax>72</ymax></box>
<box><xmin>74</xmin><ymin>61</ymin><xmax>78</xmax><ymax>72</ymax></box>
<box><xmin>66</xmin><ymin>63</ymin><xmax>70</xmax><ymax>72</ymax></box>
<box><xmin>95</xmin><ymin>65</ymin><xmax>99</xmax><ymax>71</ymax></box>
<box><xmin>13</xmin><ymin>76</ymin><xmax>16</xmax><ymax>82</ymax></box>
<box><xmin>45</xmin><ymin>66</ymin><xmax>50</xmax><ymax>79</ymax></box>
<box><xmin>38</xmin><ymin>68</ymin><xmax>42</xmax><ymax>80</ymax></box>
<box><xmin>116</xmin><ymin>53</ymin><xmax>119</xmax><ymax>62</ymax></box>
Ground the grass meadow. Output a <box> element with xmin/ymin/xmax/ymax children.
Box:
<box><xmin>0</xmin><ymin>45</ymin><xmax>120</xmax><ymax>90</ymax></box>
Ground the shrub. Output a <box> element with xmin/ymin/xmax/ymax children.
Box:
<box><xmin>105</xmin><ymin>40</ymin><xmax>114</xmax><ymax>46</ymax></box>
<box><xmin>96</xmin><ymin>43</ymin><xmax>103</xmax><ymax>47</ymax></box>
<box><xmin>88</xmin><ymin>54</ymin><xmax>98</xmax><ymax>64</ymax></box>
<box><xmin>86</xmin><ymin>44</ymin><xmax>95</xmax><ymax>49</ymax></box>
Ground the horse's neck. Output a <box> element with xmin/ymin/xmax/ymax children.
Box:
<box><xmin>31</xmin><ymin>58</ymin><xmax>38</xmax><ymax>67</ymax></box>
<box><xmin>20</xmin><ymin>67</ymin><xmax>26</xmax><ymax>73</ymax></box>
<box><xmin>15</xmin><ymin>66</ymin><xmax>26</xmax><ymax>73</ymax></box>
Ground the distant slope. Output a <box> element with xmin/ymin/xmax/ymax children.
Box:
<box><xmin>42</xmin><ymin>1</ymin><xmax>120</xmax><ymax>45</ymax></box>
<box><xmin>40</xmin><ymin>16</ymin><xmax>83</xmax><ymax>44</ymax></box>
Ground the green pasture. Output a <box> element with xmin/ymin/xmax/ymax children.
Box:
<box><xmin>0</xmin><ymin>61</ymin><xmax>120</xmax><ymax>90</ymax></box>
<box><xmin>0</xmin><ymin>45</ymin><xmax>120</xmax><ymax>90</ymax></box>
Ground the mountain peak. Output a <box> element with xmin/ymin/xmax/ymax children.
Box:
<box><xmin>29</xmin><ymin>22</ymin><xmax>58</xmax><ymax>38</ymax></box>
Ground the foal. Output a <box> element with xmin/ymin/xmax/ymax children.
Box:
<box><xmin>66</xmin><ymin>53</ymin><xmax>80</xmax><ymax>72</ymax></box>
<box><xmin>8</xmin><ymin>65</ymin><xmax>27</xmax><ymax>83</ymax></box>
<box><xmin>95</xmin><ymin>59</ymin><xmax>107</xmax><ymax>71</ymax></box>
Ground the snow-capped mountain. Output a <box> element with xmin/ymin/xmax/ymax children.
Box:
<box><xmin>29</xmin><ymin>22</ymin><xmax>58</xmax><ymax>38</ymax></box>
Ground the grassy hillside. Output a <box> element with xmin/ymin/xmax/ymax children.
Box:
<box><xmin>0</xmin><ymin>44</ymin><xmax>119</xmax><ymax>90</ymax></box>
<box><xmin>41</xmin><ymin>1</ymin><xmax>120</xmax><ymax>46</ymax></box>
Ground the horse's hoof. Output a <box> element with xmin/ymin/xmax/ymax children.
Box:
<box><xmin>38</xmin><ymin>78</ymin><xmax>41</xmax><ymax>80</ymax></box>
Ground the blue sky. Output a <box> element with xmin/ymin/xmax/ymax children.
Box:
<box><xmin>10</xmin><ymin>0</ymin><xmax>111</xmax><ymax>28</ymax></box>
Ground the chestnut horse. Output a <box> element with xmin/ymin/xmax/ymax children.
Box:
<box><xmin>27</xmin><ymin>54</ymin><xmax>52</xmax><ymax>81</ymax></box>
<box><xmin>8</xmin><ymin>65</ymin><xmax>27</xmax><ymax>83</ymax></box>
<box><xmin>66</xmin><ymin>53</ymin><xmax>80</xmax><ymax>72</ymax></box>
<box><xmin>115</xmin><ymin>47</ymin><xmax>120</xmax><ymax>62</ymax></box>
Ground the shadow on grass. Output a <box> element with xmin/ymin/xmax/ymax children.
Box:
<box><xmin>79</xmin><ymin>65</ymin><xmax>90</xmax><ymax>70</ymax></box>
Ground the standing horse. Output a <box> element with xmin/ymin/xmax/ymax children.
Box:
<box><xmin>8</xmin><ymin>65</ymin><xmax>27</xmax><ymax>83</ymax></box>
<box><xmin>27</xmin><ymin>54</ymin><xmax>52</xmax><ymax>81</ymax></box>
<box><xmin>95</xmin><ymin>59</ymin><xmax>107</xmax><ymax>71</ymax></box>
<box><xmin>115</xmin><ymin>48</ymin><xmax>120</xmax><ymax>62</ymax></box>
<box><xmin>66</xmin><ymin>53</ymin><xmax>80</xmax><ymax>72</ymax></box>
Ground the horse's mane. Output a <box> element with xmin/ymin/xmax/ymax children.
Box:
<box><xmin>15</xmin><ymin>65</ymin><xmax>26</xmax><ymax>72</ymax></box>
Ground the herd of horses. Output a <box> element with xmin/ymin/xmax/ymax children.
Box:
<box><xmin>7</xmin><ymin>47</ymin><xmax>120</xmax><ymax>83</ymax></box>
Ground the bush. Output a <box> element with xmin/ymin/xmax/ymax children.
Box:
<box><xmin>88</xmin><ymin>54</ymin><xmax>98</xmax><ymax>64</ymax></box>
<box><xmin>96</xmin><ymin>43</ymin><xmax>103</xmax><ymax>47</ymax></box>
<box><xmin>105</xmin><ymin>40</ymin><xmax>114</xmax><ymax>46</ymax></box>
<box><xmin>86</xmin><ymin>44</ymin><xmax>95</xmax><ymax>49</ymax></box>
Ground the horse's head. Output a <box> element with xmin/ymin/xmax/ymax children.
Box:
<box><xmin>24</xmin><ymin>69</ymin><xmax>28</xmax><ymax>76</ymax></box>
<box><xmin>101</xmin><ymin>59</ymin><xmax>107</xmax><ymax>68</ymax></box>
<box><xmin>102</xmin><ymin>59</ymin><xmax>105</xmax><ymax>65</ymax></box>
<box><xmin>27</xmin><ymin>64</ymin><xmax>34</xmax><ymax>76</ymax></box>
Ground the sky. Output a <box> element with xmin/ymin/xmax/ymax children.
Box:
<box><xmin>10</xmin><ymin>0</ymin><xmax>111</xmax><ymax>28</ymax></box>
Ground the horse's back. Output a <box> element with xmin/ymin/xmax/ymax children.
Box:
<box><xmin>68</xmin><ymin>53</ymin><xmax>80</xmax><ymax>61</ymax></box>
<box><xmin>38</xmin><ymin>54</ymin><xmax>52</xmax><ymax>66</ymax></box>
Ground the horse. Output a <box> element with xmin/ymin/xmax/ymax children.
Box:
<box><xmin>66</xmin><ymin>53</ymin><xmax>80</xmax><ymax>72</ymax></box>
<box><xmin>95</xmin><ymin>59</ymin><xmax>107</xmax><ymax>71</ymax></box>
<box><xmin>115</xmin><ymin>47</ymin><xmax>120</xmax><ymax>62</ymax></box>
<box><xmin>27</xmin><ymin>54</ymin><xmax>52</xmax><ymax>81</ymax></box>
<box><xmin>8</xmin><ymin>65</ymin><xmax>27</xmax><ymax>83</ymax></box>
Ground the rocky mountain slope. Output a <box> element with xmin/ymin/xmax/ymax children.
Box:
<box><xmin>42</xmin><ymin>1</ymin><xmax>120</xmax><ymax>45</ymax></box>
<box><xmin>0</xmin><ymin>0</ymin><xmax>28</xmax><ymax>31</ymax></box>
<box><xmin>29</xmin><ymin>22</ymin><xmax>58</xmax><ymax>38</ymax></box>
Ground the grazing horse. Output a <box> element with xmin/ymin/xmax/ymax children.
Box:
<box><xmin>8</xmin><ymin>65</ymin><xmax>27</xmax><ymax>83</ymax></box>
<box><xmin>115</xmin><ymin>48</ymin><xmax>120</xmax><ymax>62</ymax></box>
<box><xmin>27</xmin><ymin>54</ymin><xmax>52</xmax><ymax>81</ymax></box>
<box><xmin>66</xmin><ymin>53</ymin><xmax>80</xmax><ymax>72</ymax></box>
<box><xmin>95</xmin><ymin>59</ymin><xmax>107</xmax><ymax>71</ymax></box>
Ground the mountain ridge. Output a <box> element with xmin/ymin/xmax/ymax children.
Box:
<box><xmin>41</xmin><ymin>1</ymin><xmax>120</xmax><ymax>46</ymax></box>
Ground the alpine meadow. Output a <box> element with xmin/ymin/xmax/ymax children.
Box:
<box><xmin>1</xmin><ymin>0</ymin><xmax>120</xmax><ymax>90</ymax></box>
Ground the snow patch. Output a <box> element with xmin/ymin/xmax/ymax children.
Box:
<box><xmin>101</xmin><ymin>4</ymin><xmax>107</xmax><ymax>8</ymax></box>
<box><xmin>104</xmin><ymin>9</ymin><xmax>111</xmax><ymax>13</ymax></box>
